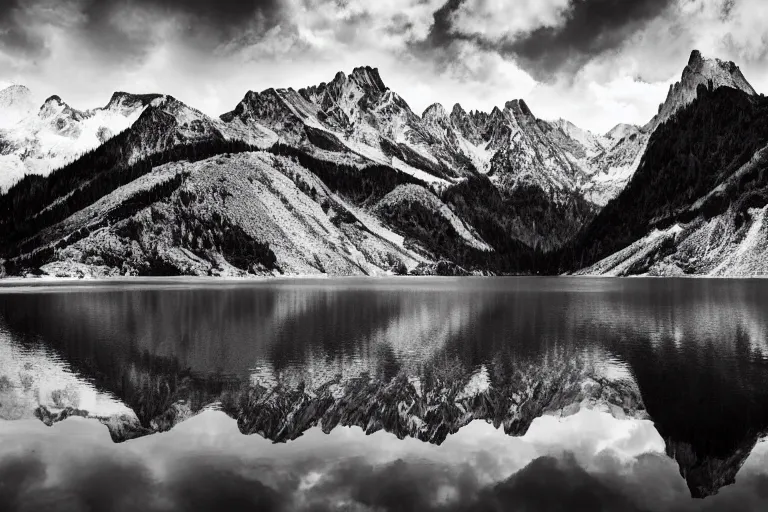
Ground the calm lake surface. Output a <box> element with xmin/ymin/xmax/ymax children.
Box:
<box><xmin>1</xmin><ymin>277</ymin><xmax>768</xmax><ymax>503</ymax></box>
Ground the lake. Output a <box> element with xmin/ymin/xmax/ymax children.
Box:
<box><xmin>1</xmin><ymin>277</ymin><xmax>768</xmax><ymax>508</ymax></box>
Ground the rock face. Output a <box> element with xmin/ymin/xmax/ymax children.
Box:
<box><xmin>667</xmin><ymin>437</ymin><xmax>767</xmax><ymax>499</ymax></box>
<box><xmin>571</xmin><ymin>82</ymin><xmax>768</xmax><ymax>276</ymax></box>
<box><xmin>1</xmin><ymin>49</ymin><xmax>767</xmax><ymax>278</ymax></box>
<box><xmin>220</xmin><ymin>66</ymin><xmax>648</xmax><ymax>234</ymax></box>
<box><xmin>647</xmin><ymin>49</ymin><xmax>757</xmax><ymax>131</ymax></box>
<box><xmin>3</xmin><ymin>152</ymin><xmax>432</xmax><ymax>278</ymax></box>
<box><xmin>1</xmin><ymin>335</ymin><xmax>647</xmax><ymax>446</ymax></box>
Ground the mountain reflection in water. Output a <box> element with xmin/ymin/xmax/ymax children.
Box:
<box><xmin>1</xmin><ymin>277</ymin><xmax>768</xmax><ymax>499</ymax></box>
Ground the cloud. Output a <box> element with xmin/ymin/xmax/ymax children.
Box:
<box><xmin>0</xmin><ymin>451</ymin><xmax>47</xmax><ymax>511</ymax></box>
<box><xmin>1</xmin><ymin>446</ymin><xmax>766</xmax><ymax>512</ymax></box>
<box><xmin>450</xmin><ymin>0</ymin><xmax>572</xmax><ymax>41</ymax></box>
<box><xmin>2</xmin><ymin>0</ymin><xmax>768</xmax><ymax>133</ymax></box>
<box><xmin>160</xmin><ymin>457</ymin><xmax>288</xmax><ymax>512</ymax></box>
<box><xmin>2</xmin><ymin>413</ymin><xmax>768</xmax><ymax>512</ymax></box>
<box><xmin>498</xmin><ymin>0</ymin><xmax>677</xmax><ymax>81</ymax></box>
<box><xmin>0</xmin><ymin>0</ymin><xmax>286</xmax><ymax>65</ymax></box>
<box><xmin>0</xmin><ymin>0</ymin><xmax>81</xmax><ymax>59</ymax></box>
<box><xmin>418</xmin><ymin>0</ymin><xmax>678</xmax><ymax>82</ymax></box>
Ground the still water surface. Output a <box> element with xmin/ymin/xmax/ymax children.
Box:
<box><xmin>1</xmin><ymin>277</ymin><xmax>768</xmax><ymax>501</ymax></box>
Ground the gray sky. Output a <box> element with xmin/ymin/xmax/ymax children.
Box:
<box><xmin>1</xmin><ymin>0</ymin><xmax>767</xmax><ymax>133</ymax></box>
<box><xmin>2</xmin><ymin>411</ymin><xmax>768</xmax><ymax>511</ymax></box>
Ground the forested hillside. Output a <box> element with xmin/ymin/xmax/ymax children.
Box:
<box><xmin>557</xmin><ymin>84</ymin><xmax>768</xmax><ymax>273</ymax></box>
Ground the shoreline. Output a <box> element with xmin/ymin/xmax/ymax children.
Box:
<box><xmin>1</xmin><ymin>273</ymin><xmax>768</xmax><ymax>289</ymax></box>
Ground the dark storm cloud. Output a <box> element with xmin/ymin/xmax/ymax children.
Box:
<box><xmin>501</xmin><ymin>0</ymin><xmax>677</xmax><ymax>81</ymax></box>
<box><xmin>0</xmin><ymin>0</ymin><xmax>287</xmax><ymax>62</ymax></box>
<box><xmin>5</xmin><ymin>441</ymin><xmax>768</xmax><ymax>512</ymax></box>
<box><xmin>418</xmin><ymin>0</ymin><xmax>677</xmax><ymax>82</ymax></box>
<box><xmin>80</xmin><ymin>0</ymin><xmax>284</xmax><ymax>41</ymax></box>
<box><xmin>0</xmin><ymin>451</ymin><xmax>289</xmax><ymax>512</ymax></box>
<box><xmin>0</xmin><ymin>0</ymin><xmax>49</xmax><ymax>57</ymax></box>
<box><xmin>0</xmin><ymin>452</ymin><xmax>47</xmax><ymax>511</ymax></box>
<box><xmin>424</xmin><ymin>0</ymin><xmax>469</xmax><ymax>49</ymax></box>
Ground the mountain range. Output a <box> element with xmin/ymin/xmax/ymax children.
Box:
<box><xmin>0</xmin><ymin>49</ymin><xmax>765</xmax><ymax>277</ymax></box>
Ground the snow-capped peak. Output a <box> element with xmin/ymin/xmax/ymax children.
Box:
<box><xmin>646</xmin><ymin>49</ymin><xmax>757</xmax><ymax>130</ymax></box>
<box><xmin>0</xmin><ymin>91</ymin><xmax>166</xmax><ymax>191</ymax></box>
<box><xmin>38</xmin><ymin>95</ymin><xmax>86</xmax><ymax>124</ymax></box>
<box><xmin>0</xmin><ymin>84</ymin><xmax>32</xmax><ymax>108</ymax></box>
<box><xmin>0</xmin><ymin>84</ymin><xmax>35</xmax><ymax>129</ymax></box>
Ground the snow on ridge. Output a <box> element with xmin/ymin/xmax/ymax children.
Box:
<box><xmin>0</xmin><ymin>91</ymin><xmax>155</xmax><ymax>191</ymax></box>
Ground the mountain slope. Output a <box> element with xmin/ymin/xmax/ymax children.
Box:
<box><xmin>221</xmin><ymin>67</ymin><xmax>467</xmax><ymax>184</ymax></box>
<box><xmin>218</xmin><ymin>69</ymin><xmax>610</xmax><ymax>253</ymax></box>
<box><xmin>30</xmin><ymin>152</ymin><xmax>432</xmax><ymax>278</ymax></box>
<box><xmin>3</xmin><ymin>50</ymin><xmax>765</xmax><ymax>277</ymax></box>
<box><xmin>565</xmin><ymin>84</ymin><xmax>768</xmax><ymax>275</ymax></box>
<box><xmin>1</xmin><ymin>134</ymin><xmax>505</xmax><ymax>277</ymax></box>
<box><xmin>0</xmin><ymin>92</ymin><xmax>161</xmax><ymax>191</ymax></box>
<box><xmin>647</xmin><ymin>49</ymin><xmax>757</xmax><ymax>131</ymax></box>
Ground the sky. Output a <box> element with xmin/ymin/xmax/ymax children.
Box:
<box><xmin>1</xmin><ymin>0</ymin><xmax>768</xmax><ymax>133</ymax></box>
<box><xmin>2</xmin><ymin>410</ymin><xmax>768</xmax><ymax>511</ymax></box>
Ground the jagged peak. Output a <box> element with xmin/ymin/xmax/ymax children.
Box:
<box><xmin>42</xmin><ymin>94</ymin><xmax>64</xmax><ymax>106</ymax></box>
<box><xmin>104</xmin><ymin>91</ymin><xmax>164</xmax><ymax>110</ymax></box>
<box><xmin>646</xmin><ymin>49</ymin><xmax>757</xmax><ymax>130</ymax></box>
<box><xmin>250</xmin><ymin>87</ymin><xmax>284</xmax><ymax>101</ymax></box>
<box><xmin>450</xmin><ymin>103</ymin><xmax>466</xmax><ymax>117</ymax></box>
<box><xmin>504</xmin><ymin>99</ymin><xmax>534</xmax><ymax>118</ymax></box>
<box><xmin>682</xmin><ymin>49</ymin><xmax>754</xmax><ymax>94</ymax></box>
<box><xmin>349</xmin><ymin>66</ymin><xmax>386</xmax><ymax>93</ymax></box>
<box><xmin>688</xmin><ymin>49</ymin><xmax>704</xmax><ymax>67</ymax></box>
<box><xmin>422</xmin><ymin>102</ymin><xmax>448</xmax><ymax>120</ymax></box>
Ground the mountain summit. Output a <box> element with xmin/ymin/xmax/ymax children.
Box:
<box><xmin>0</xmin><ymin>84</ymin><xmax>35</xmax><ymax>129</ymax></box>
<box><xmin>647</xmin><ymin>49</ymin><xmax>757</xmax><ymax>130</ymax></box>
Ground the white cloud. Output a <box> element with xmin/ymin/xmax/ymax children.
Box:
<box><xmin>2</xmin><ymin>0</ymin><xmax>768</xmax><ymax>135</ymax></box>
<box><xmin>450</xmin><ymin>0</ymin><xmax>572</xmax><ymax>40</ymax></box>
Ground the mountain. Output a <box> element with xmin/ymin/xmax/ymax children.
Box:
<box><xmin>564</xmin><ymin>52</ymin><xmax>767</xmax><ymax>276</ymax></box>
<box><xmin>0</xmin><ymin>66</ymin><xmax>617</xmax><ymax>277</ymax></box>
<box><xmin>221</xmin><ymin>68</ymin><xmax>652</xmax><ymax>250</ymax></box>
<box><xmin>563</xmin><ymin>49</ymin><xmax>757</xmax><ymax>213</ymax></box>
<box><xmin>0</xmin><ymin>84</ymin><xmax>35</xmax><ymax>129</ymax></box>
<box><xmin>646</xmin><ymin>49</ymin><xmax>757</xmax><ymax>131</ymax></box>
<box><xmin>1</xmin><ymin>299</ymin><xmax>646</xmax><ymax>450</ymax></box>
<box><xmin>220</xmin><ymin>66</ymin><xmax>475</xmax><ymax>183</ymax></box>
<box><xmin>222</xmin><ymin>67</ymin><xmax>641</xmax><ymax>204</ymax></box>
<box><xmin>1</xmin><ymin>49</ymin><xmax>766</xmax><ymax>279</ymax></box>
<box><xmin>0</xmin><ymin>91</ymin><xmax>159</xmax><ymax>191</ymax></box>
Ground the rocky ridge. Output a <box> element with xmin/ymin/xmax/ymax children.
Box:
<box><xmin>647</xmin><ymin>49</ymin><xmax>757</xmax><ymax>131</ymax></box>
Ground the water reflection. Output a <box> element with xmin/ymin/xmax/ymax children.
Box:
<box><xmin>1</xmin><ymin>277</ymin><xmax>767</xmax><ymax>497</ymax></box>
<box><xmin>1</xmin><ymin>411</ymin><xmax>767</xmax><ymax>511</ymax></box>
